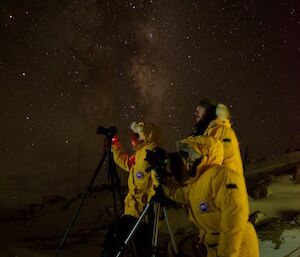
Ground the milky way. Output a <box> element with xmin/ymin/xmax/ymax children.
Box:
<box><xmin>0</xmin><ymin>0</ymin><xmax>299</xmax><ymax>205</ymax></box>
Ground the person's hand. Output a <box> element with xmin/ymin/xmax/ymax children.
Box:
<box><xmin>112</xmin><ymin>135</ymin><xmax>118</xmax><ymax>145</ymax></box>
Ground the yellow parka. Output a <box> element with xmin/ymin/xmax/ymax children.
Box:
<box><xmin>112</xmin><ymin>122</ymin><xmax>160</xmax><ymax>218</ymax></box>
<box><xmin>204</xmin><ymin>114</ymin><xmax>244</xmax><ymax>177</ymax></box>
<box><xmin>177</xmin><ymin>136</ymin><xmax>224</xmax><ymax>184</ymax></box>
<box><xmin>165</xmin><ymin>136</ymin><xmax>259</xmax><ymax>257</ymax></box>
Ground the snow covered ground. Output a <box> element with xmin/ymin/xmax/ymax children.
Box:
<box><xmin>0</xmin><ymin>162</ymin><xmax>299</xmax><ymax>256</ymax></box>
<box><xmin>249</xmin><ymin>175</ymin><xmax>300</xmax><ymax>218</ymax></box>
<box><xmin>259</xmin><ymin>229</ymin><xmax>300</xmax><ymax>257</ymax></box>
<box><xmin>249</xmin><ymin>174</ymin><xmax>300</xmax><ymax>257</ymax></box>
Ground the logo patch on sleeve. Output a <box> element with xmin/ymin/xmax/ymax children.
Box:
<box><xmin>136</xmin><ymin>171</ymin><xmax>144</xmax><ymax>179</ymax></box>
<box><xmin>199</xmin><ymin>201</ymin><xmax>209</xmax><ymax>212</ymax></box>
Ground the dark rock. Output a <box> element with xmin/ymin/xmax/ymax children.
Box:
<box><xmin>248</xmin><ymin>183</ymin><xmax>268</xmax><ymax>199</ymax></box>
<box><xmin>295</xmin><ymin>214</ymin><xmax>300</xmax><ymax>225</ymax></box>
<box><xmin>42</xmin><ymin>195</ymin><xmax>67</xmax><ymax>205</ymax></box>
<box><xmin>292</xmin><ymin>165</ymin><xmax>300</xmax><ymax>184</ymax></box>
<box><xmin>249</xmin><ymin>211</ymin><xmax>269</xmax><ymax>228</ymax></box>
<box><xmin>28</xmin><ymin>203</ymin><xmax>44</xmax><ymax>217</ymax></box>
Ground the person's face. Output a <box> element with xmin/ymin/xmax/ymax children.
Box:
<box><xmin>195</xmin><ymin>105</ymin><xmax>207</xmax><ymax>123</ymax></box>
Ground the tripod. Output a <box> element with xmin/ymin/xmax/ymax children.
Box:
<box><xmin>115</xmin><ymin>185</ymin><xmax>179</xmax><ymax>257</ymax></box>
<box><xmin>55</xmin><ymin>126</ymin><xmax>122</xmax><ymax>257</ymax></box>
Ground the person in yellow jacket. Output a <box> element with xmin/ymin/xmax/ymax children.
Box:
<box><xmin>194</xmin><ymin>98</ymin><xmax>244</xmax><ymax>177</ymax></box>
<box><xmin>165</xmin><ymin>136</ymin><xmax>259</xmax><ymax>257</ymax></box>
<box><xmin>101</xmin><ymin>121</ymin><xmax>160</xmax><ymax>257</ymax></box>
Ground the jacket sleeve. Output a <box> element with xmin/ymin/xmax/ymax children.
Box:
<box><xmin>112</xmin><ymin>142</ymin><xmax>132</xmax><ymax>172</ymax></box>
<box><xmin>214</xmin><ymin>169</ymin><xmax>249</xmax><ymax>257</ymax></box>
<box><xmin>180</xmin><ymin>135</ymin><xmax>219</xmax><ymax>147</ymax></box>
<box><xmin>179</xmin><ymin>135</ymin><xmax>200</xmax><ymax>145</ymax></box>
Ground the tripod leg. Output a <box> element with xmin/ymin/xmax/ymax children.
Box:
<box><xmin>55</xmin><ymin>192</ymin><xmax>87</xmax><ymax>257</ymax></box>
<box><xmin>108</xmin><ymin>151</ymin><xmax>122</xmax><ymax>223</ymax></box>
<box><xmin>151</xmin><ymin>202</ymin><xmax>161</xmax><ymax>257</ymax></box>
<box><xmin>115</xmin><ymin>202</ymin><xmax>152</xmax><ymax>257</ymax></box>
<box><xmin>162</xmin><ymin>207</ymin><xmax>179</xmax><ymax>255</ymax></box>
<box><xmin>55</xmin><ymin>152</ymin><xmax>107</xmax><ymax>257</ymax></box>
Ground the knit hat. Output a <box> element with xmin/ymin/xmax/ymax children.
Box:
<box><xmin>198</xmin><ymin>98</ymin><xmax>217</xmax><ymax>111</ymax></box>
<box><xmin>194</xmin><ymin>98</ymin><xmax>217</xmax><ymax>136</ymax></box>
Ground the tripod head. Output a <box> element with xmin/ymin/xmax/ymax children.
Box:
<box><xmin>144</xmin><ymin>147</ymin><xmax>173</xmax><ymax>205</ymax></box>
<box><xmin>96</xmin><ymin>125</ymin><xmax>124</xmax><ymax>219</ymax></box>
<box><xmin>97</xmin><ymin>125</ymin><xmax>117</xmax><ymax>138</ymax></box>
<box><xmin>145</xmin><ymin>147</ymin><xmax>168</xmax><ymax>184</ymax></box>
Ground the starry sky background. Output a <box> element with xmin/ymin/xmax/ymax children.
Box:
<box><xmin>0</xmin><ymin>0</ymin><xmax>299</xmax><ymax>206</ymax></box>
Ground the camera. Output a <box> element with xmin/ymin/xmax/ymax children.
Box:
<box><xmin>145</xmin><ymin>147</ymin><xmax>189</xmax><ymax>183</ymax></box>
<box><xmin>144</xmin><ymin>147</ymin><xmax>169</xmax><ymax>183</ymax></box>
<box><xmin>145</xmin><ymin>147</ymin><xmax>167</xmax><ymax>171</ymax></box>
<box><xmin>96</xmin><ymin>125</ymin><xmax>117</xmax><ymax>137</ymax></box>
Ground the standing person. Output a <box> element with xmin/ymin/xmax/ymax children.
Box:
<box><xmin>194</xmin><ymin>98</ymin><xmax>218</xmax><ymax>136</ymax></box>
<box><xmin>101</xmin><ymin>121</ymin><xmax>160</xmax><ymax>257</ymax></box>
<box><xmin>165</xmin><ymin>136</ymin><xmax>259</xmax><ymax>257</ymax></box>
<box><xmin>193</xmin><ymin>98</ymin><xmax>244</xmax><ymax>177</ymax></box>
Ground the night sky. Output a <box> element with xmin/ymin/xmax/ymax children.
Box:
<box><xmin>0</xmin><ymin>0</ymin><xmax>299</xmax><ymax>205</ymax></box>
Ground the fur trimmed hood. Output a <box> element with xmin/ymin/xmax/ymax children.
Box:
<box><xmin>177</xmin><ymin>135</ymin><xmax>224</xmax><ymax>184</ymax></box>
<box><xmin>216</xmin><ymin>104</ymin><xmax>231</xmax><ymax>121</ymax></box>
<box><xmin>130</xmin><ymin>121</ymin><xmax>161</xmax><ymax>145</ymax></box>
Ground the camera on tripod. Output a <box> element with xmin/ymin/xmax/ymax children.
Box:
<box><xmin>145</xmin><ymin>147</ymin><xmax>190</xmax><ymax>184</ymax></box>
<box><xmin>96</xmin><ymin>125</ymin><xmax>117</xmax><ymax>137</ymax></box>
<box><xmin>145</xmin><ymin>147</ymin><xmax>169</xmax><ymax>183</ymax></box>
<box><xmin>56</xmin><ymin>125</ymin><xmax>122</xmax><ymax>257</ymax></box>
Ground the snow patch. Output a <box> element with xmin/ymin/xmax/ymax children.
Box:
<box><xmin>259</xmin><ymin>229</ymin><xmax>300</xmax><ymax>257</ymax></box>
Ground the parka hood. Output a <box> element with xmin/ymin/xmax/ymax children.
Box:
<box><xmin>130</xmin><ymin>121</ymin><xmax>161</xmax><ymax>146</ymax></box>
<box><xmin>216</xmin><ymin>104</ymin><xmax>231</xmax><ymax>121</ymax></box>
<box><xmin>177</xmin><ymin>135</ymin><xmax>224</xmax><ymax>182</ymax></box>
<box><xmin>205</xmin><ymin>104</ymin><xmax>232</xmax><ymax>129</ymax></box>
